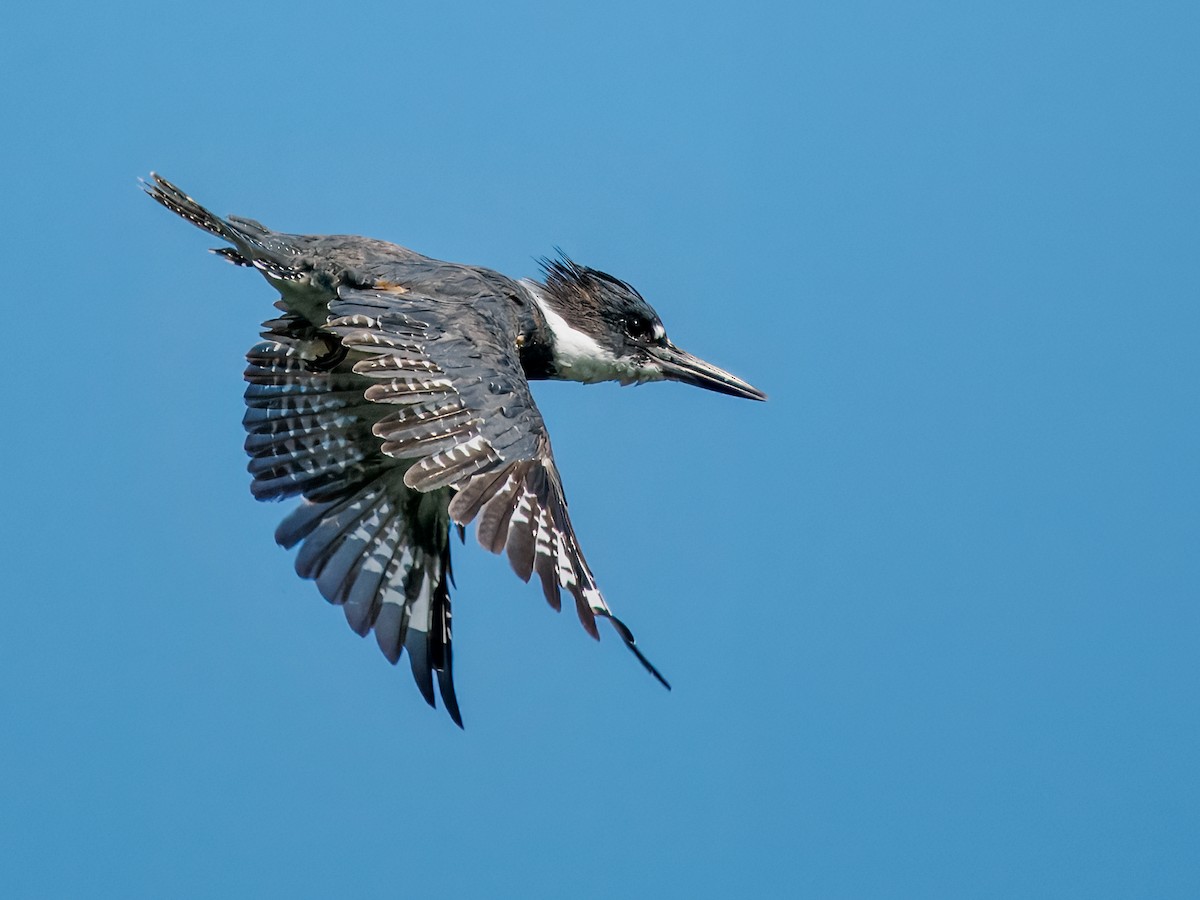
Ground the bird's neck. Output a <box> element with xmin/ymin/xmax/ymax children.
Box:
<box><xmin>519</xmin><ymin>279</ymin><xmax>624</xmax><ymax>384</ymax></box>
<box><xmin>514</xmin><ymin>280</ymin><xmax>558</xmax><ymax>380</ymax></box>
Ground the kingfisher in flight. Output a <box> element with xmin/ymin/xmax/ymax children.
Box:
<box><xmin>144</xmin><ymin>174</ymin><xmax>765</xmax><ymax>726</ymax></box>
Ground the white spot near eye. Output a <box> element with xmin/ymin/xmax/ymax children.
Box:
<box><xmin>652</xmin><ymin>322</ymin><xmax>666</xmax><ymax>341</ymax></box>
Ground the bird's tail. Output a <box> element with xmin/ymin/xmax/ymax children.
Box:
<box><xmin>141</xmin><ymin>172</ymin><xmax>246</xmax><ymax>243</ymax></box>
<box><xmin>142</xmin><ymin>172</ymin><xmax>299</xmax><ymax>272</ymax></box>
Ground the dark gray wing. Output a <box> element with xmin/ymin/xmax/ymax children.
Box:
<box><xmin>145</xmin><ymin>172</ymin><xmax>666</xmax><ymax>706</ymax></box>
<box><xmin>244</xmin><ymin>316</ymin><xmax>462</xmax><ymax>725</ymax></box>
<box><xmin>327</xmin><ymin>287</ymin><xmax>669</xmax><ymax>688</ymax></box>
<box><xmin>147</xmin><ymin>174</ymin><xmax>467</xmax><ymax>723</ymax></box>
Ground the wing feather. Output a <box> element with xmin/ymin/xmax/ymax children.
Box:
<box><xmin>149</xmin><ymin>176</ymin><xmax>479</xmax><ymax>722</ymax></box>
<box><xmin>341</xmin><ymin>515</ymin><xmax>404</xmax><ymax>635</ymax></box>
<box><xmin>244</xmin><ymin>315</ymin><xmax>464</xmax><ymax>722</ymax></box>
<box><xmin>327</xmin><ymin>287</ymin><xmax>667</xmax><ymax>687</ymax></box>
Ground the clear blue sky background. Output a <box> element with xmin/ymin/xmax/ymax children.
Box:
<box><xmin>2</xmin><ymin>1</ymin><xmax>1196</xmax><ymax>897</ymax></box>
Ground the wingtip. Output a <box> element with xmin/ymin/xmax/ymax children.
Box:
<box><xmin>436</xmin><ymin>664</ymin><xmax>464</xmax><ymax>728</ymax></box>
<box><xmin>632</xmin><ymin>642</ymin><xmax>672</xmax><ymax>691</ymax></box>
<box><xmin>604</xmin><ymin>613</ymin><xmax>672</xmax><ymax>691</ymax></box>
<box><xmin>442</xmin><ymin>693</ymin><xmax>465</xmax><ymax>729</ymax></box>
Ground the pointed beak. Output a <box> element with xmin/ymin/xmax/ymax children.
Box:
<box><xmin>647</xmin><ymin>342</ymin><xmax>767</xmax><ymax>401</ymax></box>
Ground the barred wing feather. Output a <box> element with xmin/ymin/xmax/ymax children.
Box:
<box><xmin>244</xmin><ymin>317</ymin><xmax>461</xmax><ymax>725</ymax></box>
<box><xmin>328</xmin><ymin>288</ymin><xmax>669</xmax><ymax>688</ymax></box>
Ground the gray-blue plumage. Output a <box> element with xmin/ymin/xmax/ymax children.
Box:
<box><xmin>144</xmin><ymin>173</ymin><xmax>764</xmax><ymax>727</ymax></box>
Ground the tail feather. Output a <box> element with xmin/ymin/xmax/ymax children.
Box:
<box><xmin>141</xmin><ymin>173</ymin><xmax>244</xmax><ymax>244</ymax></box>
<box><xmin>142</xmin><ymin>172</ymin><xmax>300</xmax><ymax>270</ymax></box>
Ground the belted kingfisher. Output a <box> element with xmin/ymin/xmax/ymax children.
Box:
<box><xmin>144</xmin><ymin>174</ymin><xmax>765</xmax><ymax>726</ymax></box>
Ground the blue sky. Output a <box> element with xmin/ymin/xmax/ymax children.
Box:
<box><xmin>2</xmin><ymin>1</ymin><xmax>1197</xmax><ymax>897</ymax></box>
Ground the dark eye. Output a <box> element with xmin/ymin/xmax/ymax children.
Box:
<box><xmin>624</xmin><ymin>315</ymin><xmax>654</xmax><ymax>341</ymax></box>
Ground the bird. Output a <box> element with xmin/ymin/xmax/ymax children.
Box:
<box><xmin>143</xmin><ymin>173</ymin><xmax>765</xmax><ymax>726</ymax></box>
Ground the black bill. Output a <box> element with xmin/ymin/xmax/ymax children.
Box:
<box><xmin>648</xmin><ymin>342</ymin><xmax>767</xmax><ymax>401</ymax></box>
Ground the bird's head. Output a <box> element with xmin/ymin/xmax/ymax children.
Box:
<box><xmin>529</xmin><ymin>254</ymin><xmax>766</xmax><ymax>401</ymax></box>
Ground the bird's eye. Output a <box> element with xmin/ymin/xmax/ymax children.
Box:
<box><xmin>624</xmin><ymin>315</ymin><xmax>655</xmax><ymax>341</ymax></box>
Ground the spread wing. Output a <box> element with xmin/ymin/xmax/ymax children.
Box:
<box><xmin>326</xmin><ymin>286</ymin><xmax>669</xmax><ymax>688</ymax></box>
<box><xmin>243</xmin><ymin>316</ymin><xmax>463</xmax><ymax>725</ymax></box>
